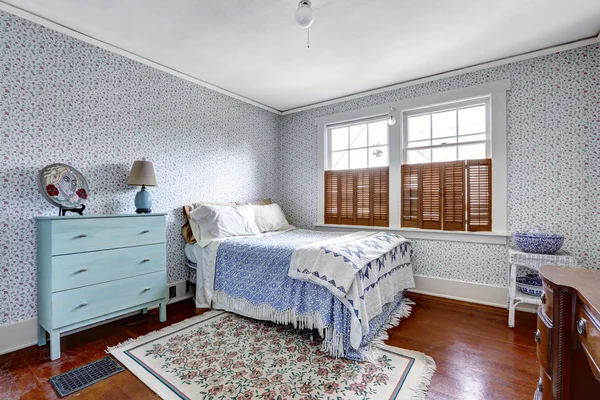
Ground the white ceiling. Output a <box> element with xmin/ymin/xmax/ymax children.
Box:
<box><xmin>5</xmin><ymin>0</ymin><xmax>600</xmax><ymax>112</ymax></box>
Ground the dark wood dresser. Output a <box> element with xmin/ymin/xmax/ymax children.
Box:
<box><xmin>536</xmin><ymin>266</ymin><xmax>600</xmax><ymax>399</ymax></box>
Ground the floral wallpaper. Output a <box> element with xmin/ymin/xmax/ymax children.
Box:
<box><xmin>0</xmin><ymin>11</ymin><xmax>281</xmax><ymax>326</ymax></box>
<box><xmin>279</xmin><ymin>44</ymin><xmax>599</xmax><ymax>285</ymax></box>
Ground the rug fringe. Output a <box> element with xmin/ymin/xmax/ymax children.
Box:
<box><xmin>411</xmin><ymin>354</ymin><xmax>437</xmax><ymax>400</ymax></box>
<box><xmin>105</xmin><ymin>309</ymin><xmax>225</xmax><ymax>354</ymax></box>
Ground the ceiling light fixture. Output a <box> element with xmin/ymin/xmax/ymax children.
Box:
<box><xmin>387</xmin><ymin>107</ymin><xmax>396</xmax><ymax>126</ymax></box>
<box><xmin>295</xmin><ymin>0</ymin><xmax>314</xmax><ymax>48</ymax></box>
<box><xmin>295</xmin><ymin>1</ymin><xmax>314</xmax><ymax>29</ymax></box>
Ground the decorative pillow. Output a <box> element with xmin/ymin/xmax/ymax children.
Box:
<box><xmin>191</xmin><ymin>204</ymin><xmax>260</xmax><ymax>245</ymax></box>
<box><xmin>252</xmin><ymin>203</ymin><xmax>292</xmax><ymax>233</ymax></box>
<box><xmin>181</xmin><ymin>198</ymin><xmax>271</xmax><ymax>244</ymax></box>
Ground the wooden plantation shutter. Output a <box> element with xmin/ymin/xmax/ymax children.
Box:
<box><xmin>420</xmin><ymin>163</ymin><xmax>442</xmax><ymax>230</ymax></box>
<box><xmin>356</xmin><ymin>170</ymin><xmax>370</xmax><ymax>225</ymax></box>
<box><xmin>467</xmin><ymin>159</ymin><xmax>492</xmax><ymax>231</ymax></box>
<box><xmin>323</xmin><ymin>167</ymin><xmax>389</xmax><ymax>227</ymax></box>
<box><xmin>371</xmin><ymin>167</ymin><xmax>389</xmax><ymax>226</ymax></box>
<box><xmin>401</xmin><ymin>158</ymin><xmax>490</xmax><ymax>231</ymax></box>
<box><xmin>324</xmin><ymin>171</ymin><xmax>339</xmax><ymax>224</ymax></box>
<box><xmin>443</xmin><ymin>161</ymin><xmax>466</xmax><ymax>231</ymax></box>
<box><xmin>401</xmin><ymin>165</ymin><xmax>419</xmax><ymax>228</ymax></box>
<box><xmin>339</xmin><ymin>171</ymin><xmax>354</xmax><ymax>225</ymax></box>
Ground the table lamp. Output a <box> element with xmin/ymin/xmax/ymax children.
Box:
<box><xmin>127</xmin><ymin>159</ymin><xmax>157</xmax><ymax>213</ymax></box>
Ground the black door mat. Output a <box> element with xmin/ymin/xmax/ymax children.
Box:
<box><xmin>49</xmin><ymin>356</ymin><xmax>125</xmax><ymax>398</ymax></box>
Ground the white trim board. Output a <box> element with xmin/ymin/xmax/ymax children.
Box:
<box><xmin>409</xmin><ymin>275</ymin><xmax>536</xmax><ymax>313</ymax></box>
<box><xmin>0</xmin><ymin>1</ymin><xmax>281</xmax><ymax>115</ymax></box>
<box><xmin>0</xmin><ymin>280</ymin><xmax>193</xmax><ymax>356</ymax></box>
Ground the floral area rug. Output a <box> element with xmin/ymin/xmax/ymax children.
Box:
<box><xmin>108</xmin><ymin>310</ymin><xmax>435</xmax><ymax>399</ymax></box>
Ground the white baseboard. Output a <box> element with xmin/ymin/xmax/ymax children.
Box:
<box><xmin>409</xmin><ymin>274</ymin><xmax>537</xmax><ymax>313</ymax></box>
<box><xmin>0</xmin><ymin>280</ymin><xmax>193</xmax><ymax>356</ymax></box>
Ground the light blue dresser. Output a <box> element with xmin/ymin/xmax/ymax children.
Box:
<box><xmin>35</xmin><ymin>214</ymin><xmax>168</xmax><ymax>360</ymax></box>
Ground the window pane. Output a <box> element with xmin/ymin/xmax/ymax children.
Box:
<box><xmin>458</xmin><ymin>143</ymin><xmax>486</xmax><ymax>160</ymax></box>
<box><xmin>407</xmin><ymin>114</ymin><xmax>430</xmax><ymax>142</ymax></box>
<box><xmin>369</xmin><ymin>146</ymin><xmax>388</xmax><ymax>167</ymax></box>
<box><xmin>432</xmin><ymin>137</ymin><xmax>457</xmax><ymax>146</ymax></box>
<box><xmin>458</xmin><ymin>133</ymin><xmax>486</xmax><ymax>143</ymax></box>
<box><xmin>368</xmin><ymin>121</ymin><xmax>388</xmax><ymax>146</ymax></box>
<box><xmin>330</xmin><ymin>127</ymin><xmax>348</xmax><ymax>151</ymax></box>
<box><xmin>349</xmin><ymin>124</ymin><xmax>368</xmax><ymax>149</ymax></box>
<box><xmin>458</xmin><ymin>105</ymin><xmax>486</xmax><ymax>135</ymax></box>
<box><xmin>330</xmin><ymin>151</ymin><xmax>348</xmax><ymax>170</ymax></box>
<box><xmin>432</xmin><ymin>146</ymin><xmax>457</xmax><ymax>162</ymax></box>
<box><xmin>349</xmin><ymin>148</ymin><xmax>368</xmax><ymax>169</ymax></box>
<box><xmin>407</xmin><ymin>149</ymin><xmax>431</xmax><ymax>164</ymax></box>
<box><xmin>432</xmin><ymin>109</ymin><xmax>456</xmax><ymax>139</ymax></box>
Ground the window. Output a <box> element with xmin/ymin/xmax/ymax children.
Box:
<box><xmin>316</xmin><ymin>80</ymin><xmax>509</xmax><ymax>241</ymax></box>
<box><xmin>401</xmin><ymin>97</ymin><xmax>492</xmax><ymax>232</ymax></box>
<box><xmin>324</xmin><ymin>117</ymin><xmax>389</xmax><ymax>227</ymax></box>
<box><xmin>404</xmin><ymin>97</ymin><xmax>490</xmax><ymax>164</ymax></box>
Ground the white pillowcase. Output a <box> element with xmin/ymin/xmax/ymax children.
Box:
<box><xmin>252</xmin><ymin>203</ymin><xmax>291</xmax><ymax>233</ymax></box>
<box><xmin>191</xmin><ymin>204</ymin><xmax>260</xmax><ymax>245</ymax></box>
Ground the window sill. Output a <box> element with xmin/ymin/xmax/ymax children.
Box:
<box><xmin>313</xmin><ymin>223</ymin><xmax>509</xmax><ymax>245</ymax></box>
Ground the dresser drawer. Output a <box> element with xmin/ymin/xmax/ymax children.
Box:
<box><xmin>51</xmin><ymin>244</ymin><xmax>166</xmax><ymax>292</ymax></box>
<box><xmin>51</xmin><ymin>216</ymin><xmax>165</xmax><ymax>255</ymax></box>
<box><xmin>536</xmin><ymin>306</ymin><xmax>553</xmax><ymax>376</ymax></box>
<box><xmin>541</xmin><ymin>283</ymin><xmax>553</xmax><ymax>318</ymax></box>
<box><xmin>575</xmin><ymin>303</ymin><xmax>600</xmax><ymax>379</ymax></box>
<box><xmin>536</xmin><ymin>366</ymin><xmax>552</xmax><ymax>400</ymax></box>
<box><xmin>51</xmin><ymin>271</ymin><xmax>166</xmax><ymax>328</ymax></box>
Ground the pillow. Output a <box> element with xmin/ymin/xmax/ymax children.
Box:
<box><xmin>181</xmin><ymin>198</ymin><xmax>271</xmax><ymax>244</ymax></box>
<box><xmin>252</xmin><ymin>203</ymin><xmax>292</xmax><ymax>233</ymax></box>
<box><xmin>191</xmin><ymin>204</ymin><xmax>260</xmax><ymax>244</ymax></box>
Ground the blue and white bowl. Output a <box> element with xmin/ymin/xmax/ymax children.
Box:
<box><xmin>513</xmin><ymin>232</ymin><xmax>564</xmax><ymax>254</ymax></box>
<box><xmin>516</xmin><ymin>274</ymin><xmax>543</xmax><ymax>296</ymax></box>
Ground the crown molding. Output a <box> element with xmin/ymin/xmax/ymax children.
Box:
<box><xmin>0</xmin><ymin>1</ymin><xmax>283</xmax><ymax>115</ymax></box>
<box><xmin>281</xmin><ymin>36</ymin><xmax>599</xmax><ymax>115</ymax></box>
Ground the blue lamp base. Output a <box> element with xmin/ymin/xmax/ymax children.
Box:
<box><xmin>135</xmin><ymin>185</ymin><xmax>152</xmax><ymax>214</ymax></box>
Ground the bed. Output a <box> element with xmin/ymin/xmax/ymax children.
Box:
<box><xmin>184</xmin><ymin>225</ymin><xmax>415</xmax><ymax>360</ymax></box>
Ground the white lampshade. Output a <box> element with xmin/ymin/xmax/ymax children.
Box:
<box><xmin>295</xmin><ymin>1</ymin><xmax>314</xmax><ymax>28</ymax></box>
<box><xmin>127</xmin><ymin>160</ymin><xmax>157</xmax><ymax>187</ymax></box>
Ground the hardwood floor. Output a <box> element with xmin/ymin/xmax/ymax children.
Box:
<box><xmin>0</xmin><ymin>294</ymin><xmax>538</xmax><ymax>399</ymax></box>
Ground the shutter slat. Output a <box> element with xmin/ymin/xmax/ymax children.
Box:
<box><xmin>340</xmin><ymin>171</ymin><xmax>354</xmax><ymax>225</ymax></box>
<box><xmin>420</xmin><ymin>163</ymin><xmax>442</xmax><ymax>230</ymax></box>
<box><xmin>443</xmin><ymin>161</ymin><xmax>466</xmax><ymax>231</ymax></box>
<box><xmin>466</xmin><ymin>158</ymin><xmax>492</xmax><ymax>231</ymax></box>
<box><xmin>401</xmin><ymin>165</ymin><xmax>419</xmax><ymax>228</ymax></box>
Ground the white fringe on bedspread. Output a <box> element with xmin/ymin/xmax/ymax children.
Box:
<box><xmin>211</xmin><ymin>290</ymin><xmax>414</xmax><ymax>359</ymax></box>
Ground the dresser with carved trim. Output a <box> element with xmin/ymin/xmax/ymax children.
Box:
<box><xmin>535</xmin><ymin>266</ymin><xmax>600</xmax><ymax>399</ymax></box>
<box><xmin>36</xmin><ymin>214</ymin><xmax>168</xmax><ymax>360</ymax></box>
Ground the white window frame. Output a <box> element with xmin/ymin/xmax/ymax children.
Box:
<box><xmin>315</xmin><ymin>80</ymin><xmax>510</xmax><ymax>245</ymax></box>
<box><xmin>326</xmin><ymin>116</ymin><xmax>390</xmax><ymax>171</ymax></box>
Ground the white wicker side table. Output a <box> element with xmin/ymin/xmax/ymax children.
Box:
<box><xmin>507</xmin><ymin>247</ymin><xmax>578</xmax><ymax>327</ymax></box>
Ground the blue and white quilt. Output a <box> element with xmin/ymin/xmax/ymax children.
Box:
<box><xmin>210</xmin><ymin>229</ymin><xmax>414</xmax><ymax>359</ymax></box>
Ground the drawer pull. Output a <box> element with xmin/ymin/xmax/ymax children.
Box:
<box><xmin>141</xmin><ymin>230</ymin><xmax>150</xmax><ymax>234</ymax></box>
<box><xmin>142</xmin><ymin>258</ymin><xmax>151</xmax><ymax>263</ymax></box>
<box><xmin>577</xmin><ymin>318</ymin><xmax>587</xmax><ymax>335</ymax></box>
<box><xmin>78</xmin><ymin>268</ymin><xmax>88</xmax><ymax>273</ymax></box>
<box><xmin>534</xmin><ymin>329</ymin><xmax>541</xmax><ymax>343</ymax></box>
<box><xmin>537</xmin><ymin>377</ymin><xmax>543</xmax><ymax>392</ymax></box>
<box><xmin>76</xmin><ymin>234</ymin><xmax>88</xmax><ymax>238</ymax></box>
<box><xmin>540</xmin><ymin>292</ymin><xmax>546</xmax><ymax>304</ymax></box>
<box><xmin>79</xmin><ymin>302</ymin><xmax>89</xmax><ymax>307</ymax></box>
<box><xmin>142</xmin><ymin>287</ymin><xmax>151</xmax><ymax>292</ymax></box>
